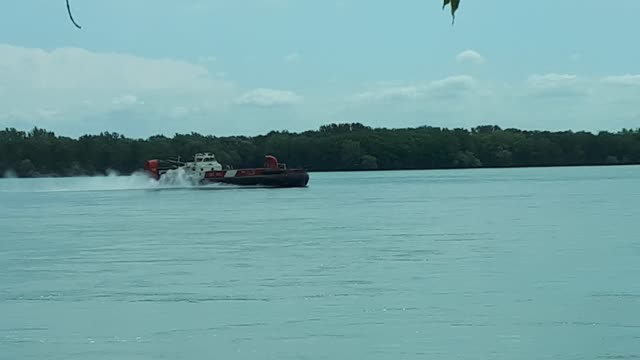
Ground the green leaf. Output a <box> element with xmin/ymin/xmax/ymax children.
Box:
<box><xmin>442</xmin><ymin>0</ymin><xmax>460</xmax><ymax>24</ymax></box>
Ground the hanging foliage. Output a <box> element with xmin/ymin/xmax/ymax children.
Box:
<box><xmin>66</xmin><ymin>0</ymin><xmax>81</xmax><ymax>29</ymax></box>
<box><xmin>64</xmin><ymin>1</ymin><xmax>460</xmax><ymax>30</ymax></box>
<box><xmin>442</xmin><ymin>0</ymin><xmax>461</xmax><ymax>24</ymax></box>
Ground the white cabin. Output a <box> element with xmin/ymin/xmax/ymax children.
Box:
<box><xmin>183</xmin><ymin>152</ymin><xmax>223</xmax><ymax>178</ymax></box>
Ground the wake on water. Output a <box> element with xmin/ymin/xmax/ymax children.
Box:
<box><xmin>0</xmin><ymin>168</ymin><xmax>231</xmax><ymax>193</ymax></box>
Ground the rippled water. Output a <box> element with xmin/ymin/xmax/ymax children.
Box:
<box><xmin>1</xmin><ymin>166</ymin><xmax>639</xmax><ymax>359</ymax></box>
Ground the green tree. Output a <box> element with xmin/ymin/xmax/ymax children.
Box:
<box><xmin>2</xmin><ymin>124</ymin><xmax>640</xmax><ymax>177</ymax></box>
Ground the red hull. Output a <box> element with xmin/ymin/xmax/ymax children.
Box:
<box><xmin>201</xmin><ymin>168</ymin><xmax>309</xmax><ymax>187</ymax></box>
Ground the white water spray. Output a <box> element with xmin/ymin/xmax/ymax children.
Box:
<box><xmin>2</xmin><ymin>169</ymin><xmax>17</xmax><ymax>179</ymax></box>
<box><xmin>0</xmin><ymin>168</ymin><xmax>206</xmax><ymax>193</ymax></box>
<box><xmin>156</xmin><ymin>168</ymin><xmax>202</xmax><ymax>187</ymax></box>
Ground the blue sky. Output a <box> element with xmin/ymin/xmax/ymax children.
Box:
<box><xmin>1</xmin><ymin>0</ymin><xmax>639</xmax><ymax>138</ymax></box>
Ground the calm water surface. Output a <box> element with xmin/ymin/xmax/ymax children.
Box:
<box><xmin>1</xmin><ymin>166</ymin><xmax>639</xmax><ymax>359</ymax></box>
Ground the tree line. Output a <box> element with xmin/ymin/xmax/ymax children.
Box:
<box><xmin>1</xmin><ymin>123</ymin><xmax>640</xmax><ymax>177</ymax></box>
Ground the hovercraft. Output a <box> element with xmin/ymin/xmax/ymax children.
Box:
<box><xmin>143</xmin><ymin>153</ymin><xmax>309</xmax><ymax>188</ymax></box>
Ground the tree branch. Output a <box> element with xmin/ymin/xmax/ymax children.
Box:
<box><xmin>66</xmin><ymin>0</ymin><xmax>82</xmax><ymax>29</ymax></box>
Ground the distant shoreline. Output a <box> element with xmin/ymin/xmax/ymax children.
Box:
<box><xmin>306</xmin><ymin>162</ymin><xmax>640</xmax><ymax>173</ymax></box>
<box><xmin>3</xmin><ymin>162</ymin><xmax>638</xmax><ymax>180</ymax></box>
<box><xmin>2</xmin><ymin>123</ymin><xmax>640</xmax><ymax>178</ymax></box>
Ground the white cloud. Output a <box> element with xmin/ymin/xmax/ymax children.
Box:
<box><xmin>2</xmin><ymin>42</ymin><xmax>639</xmax><ymax>136</ymax></box>
<box><xmin>0</xmin><ymin>44</ymin><xmax>236</xmax><ymax>122</ymax></box>
<box><xmin>455</xmin><ymin>49</ymin><xmax>485</xmax><ymax>65</ymax></box>
<box><xmin>284</xmin><ymin>52</ymin><xmax>302</xmax><ymax>63</ymax></box>
<box><xmin>197</xmin><ymin>55</ymin><xmax>217</xmax><ymax>64</ymax></box>
<box><xmin>352</xmin><ymin>75</ymin><xmax>475</xmax><ymax>103</ymax></box>
<box><xmin>427</xmin><ymin>75</ymin><xmax>476</xmax><ymax>97</ymax></box>
<box><xmin>112</xmin><ymin>94</ymin><xmax>144</xmax><ymax>106</ymax></box>
<box><xmin>353</xmin><ymin>86</ymin><xmax>420</xmax><ymax>102</ymax></box>
<box><xmin>338</xmin><ymin>72</ymin><xmax>640</xmax><ymax>132</ymax></box>
<box><xmin>235</xmin><ymin>88</ymin><xmax>302</xmax><ymax>107</ymax></box>
<box><xmin>527</xmin><ymin>73</ymin><xmax>577</xmax><ymax>85</ymax></box>
<box><xmin>0</xmin><ymin>43</ymin><xmax>248</xmax><ymax>137</ymax></box>
<box><xmin>525</xmin><ymin>73</ymin><xmax>587</xmax><ymax>97</ymax></box>
<box><xmin>601</xmin><ymin>74</ymin><xmax>640</xmax><ymax>86</ymax></box>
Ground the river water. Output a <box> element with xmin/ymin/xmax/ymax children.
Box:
<box><xmin>1</xmin><ymin>166</ymin><xmax>639</xmax><ymax>359</ymax></box>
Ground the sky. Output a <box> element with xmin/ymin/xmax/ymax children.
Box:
<box><xmin>0</xmin><ymin>0</ymin><xmax>639</xmax><ymax>138</ymax></box>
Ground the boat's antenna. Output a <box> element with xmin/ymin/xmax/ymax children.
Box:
<box><xmin>66</xmin><ymin>0</ymin><xmax>82</xmax><ymax>29</ymax></box>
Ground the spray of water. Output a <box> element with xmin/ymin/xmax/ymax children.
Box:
<box><xmin>2</xmin><ymin>169</ymin><xmax>17</xmax><ymax>179</ymax></box>
<box><xmin>0</xmin><ymin>167</ymin><xmax>210</xmax><ymax>193</ymax></box>
<box><xmin>156</xmin><ymin>168</ymin><xmax>203</xmax><ymax>187</ymax></box>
